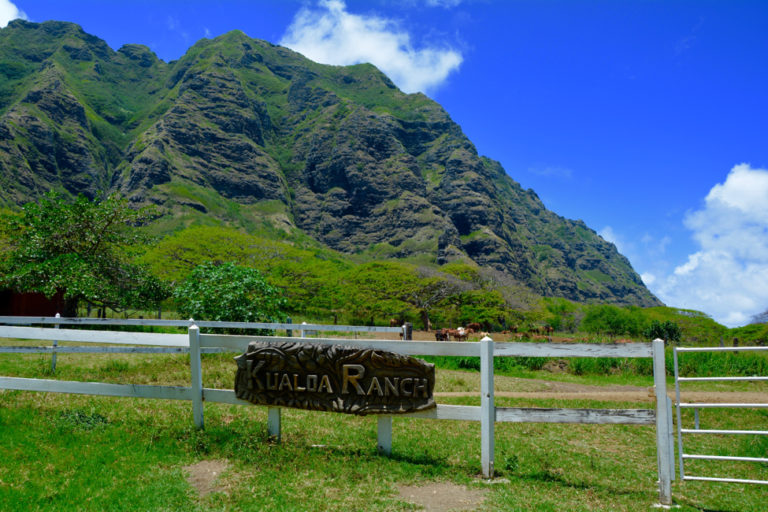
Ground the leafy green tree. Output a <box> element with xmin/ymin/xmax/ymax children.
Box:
<box><xmin>582</xmin><ymin>305</ymin><xmax>645</xmax><ymax>337</ymax></box>
<box><xmin>0</xmin><ymin>192</ymin><xmax>168</xmax><ymax>316</ymax></box>
<box><xmin>341</xmin><ymin>262</ymin><xmax>421</xmax><ymax>325</ymax></box>
<box><xmin>440</xmin><ymin>264</ymin><xmax>545</xmax><ymax>328</ymax></box>
<box><xmin>643</xmin><ymin>320</ymin><xmax>682</xmax><ymax>343</ymax></box>
<box><xmin>544</xmin><ymin>298</ymin><xmax>585</xmax><ymax>333</ymax></box>
<box><xmin>173</xmin><ymin>262</ymin><xmax>286</xmax><ymax>334</ymax></box>
<box><xmin>340</xmin><ymin>263</ymin><xmax>481</xmax><ymax>329</ymax></box>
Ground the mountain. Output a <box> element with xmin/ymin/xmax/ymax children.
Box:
<box><xmin>0</xmin><ymin>19</ymin><xmax>662</xmax><ymax>307</ymax></box>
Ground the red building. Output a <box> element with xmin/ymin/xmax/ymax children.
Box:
<box><xmin>0</xmin><ymin>290</ymin><xmax>65</xmax><ymax>317</ymax></box>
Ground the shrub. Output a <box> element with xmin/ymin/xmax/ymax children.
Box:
<box><xmin>643</xmin><ymin>320</ymin><xmax>682</xmax><ymax>343</ymax></box>
<box><xmin>173</xmin><ymin>262</ymin><xmax>287</xmax><ymax>334</ymax></box>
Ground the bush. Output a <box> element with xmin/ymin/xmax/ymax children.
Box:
<box><xmin>582</xmin><ymin>305</ymin><xmax>645</xmax><ymax>337</ymax></box>
<box><xmin>643</xmin><ymin>320</ymin><xmax>682</xmax><ymax>343</ymax></box>
<box><xmin>173</xmin><ymin>262</ymin><xmax>287</xmax><ymax>334</ymax></box>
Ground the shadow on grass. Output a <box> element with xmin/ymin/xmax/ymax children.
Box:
<box><xmin>513</xmin><ymin>469</ymin><xmax>649</xmax><ymax>499</ymax></box>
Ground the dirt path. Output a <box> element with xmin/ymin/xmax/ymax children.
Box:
<box><xmin>435</xmin><ymin>390</ymin><xmax>767</xmax><ymax>403</ymax></box>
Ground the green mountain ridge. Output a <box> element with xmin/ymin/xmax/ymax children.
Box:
<box><xmin>0</xmin><ymin>19</ymin><xmax>662</xmax><ymax>308</ymax></box>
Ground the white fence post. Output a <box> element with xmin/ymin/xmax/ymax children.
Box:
<box><xmin>653</xmin><ymin>339</ymin><xmax>672</xmax><ymax>505</ymax></box>
<box><xmin>189</xmin><ymin>321</ymin><xmax>204</xmax><ymax>430</ymax></box>
<box><xmin>378</xmin><ymin>415</ymin><xmax>392</xmax><ymax>455</ymax></box>
<box><xmin>480</xmin><ymin>336</ymin><xmax>495</xmax><ymax>478</ymax></box>
<box><xmin>268</xmin><ymin>407</ymin><xmax>281</xmax><ymax>441</ymax></box>
<box><xmin>51</xmin><ymin>313</ymin><xmax>60</xmax><ymax>372</ymax></box>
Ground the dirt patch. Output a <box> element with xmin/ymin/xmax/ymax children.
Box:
<box><xmin>397</xmin><ymin>482</ymin><xmax>487</xmax><ymax>511</ymax></box>
<box><xmin>220</xmin><ymin>415</ymin><xmax>237</xmax><ymax>425</ymax></box>
<box><xmin>183</xmin><ymin>460</ymin><xmax>228</xmax><ymax>496</ymax></box>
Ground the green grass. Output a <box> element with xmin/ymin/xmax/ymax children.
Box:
<box><xmin>423</xmin><ymin>348</ymin><xmax>768</xmax><ymax>381</ymax></box>
<box><xmin>1</xmin><ymin>340</ymin><xmax>767</xmax><ymax>510</ymax></box>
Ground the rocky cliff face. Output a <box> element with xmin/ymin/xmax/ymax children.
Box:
<box><xmin>0</xmin><ymin>20</ymin><xmax>663</xmax><ymax>307</ymax></box>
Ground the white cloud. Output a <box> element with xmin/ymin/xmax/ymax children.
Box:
<box><xmin>280</xmin><ymin>0</ymin><xmax>463</xmax><ymax>95</ymax></box>
<box><xmin>528</xmin><ymin>166</ymin><xmax>573</xmax><ymax>178</ymax></box>
<box><xmin>640</xmin><ymin>272</ymin><xmax>656</xmax><ymax>285</ymax></box>
<box><xmin>653</xmin><ymin>164</ymin><xmax>768</xmax><ymax>326</ymax></box>
<box><xmin>642</xmin><ymin>233</ymin><xmax>671</xmax><ymax>254</ymax></box>
<box><xmin>167</xmin><ymin>16</ymin><xmax>188</xmax><ymax>42</ymax></box>
<box><xmin>204</xmin><ymin>27</ymin><xmax>212</xmax><ymax>39</ymax></box>
<box><xmin>426</xmin><ymin>0</ymin><xmax>463</xmax><ymax>7</ymax></box>
<box><xmin>0</xmin><ymin>0</ymin><xmax>27</xmax><ymax>27</ymax></box>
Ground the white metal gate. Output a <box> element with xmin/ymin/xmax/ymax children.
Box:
<box><xmin>673</xmin><ymin>345</ymin><xmax>768</xmax><ymax>485</ymax></box>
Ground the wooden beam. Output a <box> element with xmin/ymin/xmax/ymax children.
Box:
<box><xmin>199</xmin><ymin>335</ymin><xmax>480</xmax><ymax>356</ymax></box>
<box><xmin>494</xmin><ymin>407</ymin><xmax>655</xmax><ymax>425</ymax></box>
<box><xmin>0</xmin><ymin>346</ymin><xmax>188</xmax><ymax>354</ymax></box>
<box><xmin>0</xmin><ymin>326</ymin><xmax>188</xmax><ymax>347</ymax></box>
<box><xmin>0</xmin><ymin>377</ymin><xmax>193</xmax><ymax>400</ymax></box>
<box><xmin>494</xmin><ymin>341</ymin><xmax>653</xmax><ymax>358</ymax></box>
<box><xmin>0</xmin><ymin>317</ymin><xmax>402</xmax><ymax>333</ymax></box>
<box><xmin>399</xmin><ymin>404</ymin><xmax>481</xmax><ymax>421</ymax></box>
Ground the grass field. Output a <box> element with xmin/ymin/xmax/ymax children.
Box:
<box><xmin>1</xmin><ymin>338</ymin><xmax>767</xmax><ymax>511</ymax></box>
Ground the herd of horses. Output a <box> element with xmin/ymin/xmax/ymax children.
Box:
<box><xmin>389</xmin><ymin>319</ymin><xmax>555</xmax><ymax>342</ymax></box>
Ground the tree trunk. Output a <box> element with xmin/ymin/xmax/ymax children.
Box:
<box><xmin>421</xmin><ymin>310</ymin><xmax>431</xmax><ymax>331</ymax></box>
<box><xmin>62</xmin><ymin>297</ymin><xmax>79</xmax><ymax>318</ymax></box>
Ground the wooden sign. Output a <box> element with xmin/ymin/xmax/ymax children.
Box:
<box><xmin>234</xmin><ymin>341</ymin><xmax>436</xmax><ymax>415</ymax></box>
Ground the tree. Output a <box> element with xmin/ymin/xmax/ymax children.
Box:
<box><xmin>340</xmin><ymin>262</ymin><xmax>471</xmax><ymax>328</ymax></box>
<box><xmin>582</xmin><ymin>305</ymin><xmax>645</xmax><ymax>337</ymax></box>
<box><xmin>750</xmin><ymin>308</ymin><xmax>768</xmax><ymax>325</ymax></box>
<box><xmin>440</xmin><ymin>264</ymin><xmax>545</xmax><ymax>328</ymax></box>
<box><xmin>341</xmin><ymin>262</ymin><xmax>421</xmax><ymax>325</ymax></box>
<box><xmin>0</xmin><ymin>192</ymin><xmax>168</xmax><ymax>316</ymax></box>
<box><xmin>642</xmin><ymin>320</ymin><xmax>682</xmax><ymax>343</ymax></box>
<box><xmin>410</xmin><ymin>267</ymin><xmax>473</xmax><ymax>329</ymax></box>
<box><xmin>173</xmin><ymin>262</ymin><xmax>287</xmax><ymax>334</ymax></box>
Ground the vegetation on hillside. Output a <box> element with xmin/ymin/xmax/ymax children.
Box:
<box><xmin>0</xmin><ymin>180</ymin><xmax>761</xmax><ymax>347</ymax></box>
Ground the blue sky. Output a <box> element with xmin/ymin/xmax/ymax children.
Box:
<box><xmin>4</xmin><ymin>0</ymin><xmax>768</xmax><ymax>326</ymax></box>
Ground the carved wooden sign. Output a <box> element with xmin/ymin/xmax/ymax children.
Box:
<box><xmin>234</xmin><ymin>341</ymin><xmax>436</xmax><ymax>415</ymax></box>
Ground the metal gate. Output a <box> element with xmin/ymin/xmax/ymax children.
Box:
<box><xmin>673</xmin><ymin>345</ymin><xmax>768</xmax><ymax>484</ymax></box>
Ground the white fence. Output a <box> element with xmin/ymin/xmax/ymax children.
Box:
<box><xmin>0</xmin><ymin>317</ymin><xmax>673</xmax><ymax>505</ymax></box>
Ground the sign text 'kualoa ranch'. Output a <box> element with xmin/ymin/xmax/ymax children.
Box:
<box><xmin>234</xmin><ymin>341</ymin><xmax>436</xmax><ymax>415</ymax></box>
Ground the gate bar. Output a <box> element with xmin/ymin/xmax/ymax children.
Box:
<box><xmin>678</xmin><ymin>376</ymin><xmax>768</xmax><ymax>382</ymax></box>
<box><xmin>684</xmin><ymin>476</ymin><xmax>768</xmax><ymax>485</ymax></box>
<box><xmin>679</xmin><ymin>403</ymin><xmax>768</xmax><ymax>408</ymax></box>
<box><xmin>676</xmin><ymin>346</ymin><xmax>768</xmax><ymax>353</ymax></box>
<box><xmin>684</xmin><ymin>454</ymin><xmax>768</xmax><ymax>463</ymax></box>
<box><xmin>681</xmin><ymin>429</ymin><xmax>768</xmax><ymax>435</ymax></box>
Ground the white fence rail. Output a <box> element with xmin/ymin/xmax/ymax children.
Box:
<box><xmin>0</xmin><ymin>317</ymin><xmax>672</xmax><ymax>505</ymax></box>
<box><xmin>0</xmin><ymin>316</ymin><xmax>403</xmax><ymax>333</ymax></box>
